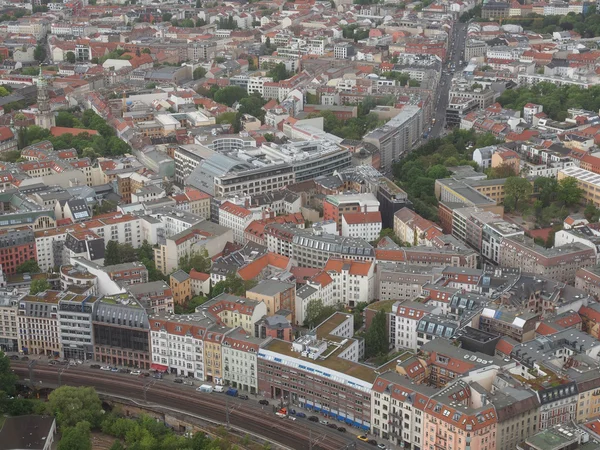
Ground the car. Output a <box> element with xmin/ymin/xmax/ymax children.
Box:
<box><xmin>174</xmin><ymin>378</ymin><xmax>183</xmax><ymax>384</ymax></box>
<box><xmin>296</xmin><ymin>412</ymin><xmax>306</xmax><ymax>418</ymax></box>
<box><xmin>141</xmin><ymin>372</ymin><xmax>150</xmax><ymax>377</ymax></box>
<box><xmin>308</xmin><ymin>416</ymin><xmax>319</xmax><ymax>422</ymax></box>
<box><xmin>238</xmin><ymin>394</ymin><xmax>249</xmax><ymax>400</ymax></box>
<box><xmin>259</xmin><ymin>400</ymin><xmax>269</xmax><ymax>405</ymax></box>
<box><xmin>327</xmin><ymin>423</ymin><xmax>337</xmax><ymax>429</ymax></box>
<box><xmin>100</xmin><ymin>366</ymin><xmax>111</xmax><ymax>371</ymax></box>
<box><xmin>76</xmin><ymin>360</ymin><xmax>83</xmax><ymax>365</ymax></box>
<box><xmin>289</xmin><ymin>409</ymin><xmax>296</xmax><ymax>415</ymax></box>
<box><xmin>357</xmin><ymin>436</ymin><xmax>369</xmax><ymax>442</ymax></box>
<box><xmin>337</xmin><ymin>427</ymin><xmax>346</xmax><ymax>432</ymax></box>
<box><xmin>90</xmin><ymin>364</ymin><xmax>101</xmax><ymax>369</ymax></box>
<box><xmin>119</xmin><ymin>368</ymin><xmax>130</xmax><ymax>374</ymax></box>
<box><xmin>319</xmin><ymin>420</ymin><xmax>329</xmax><ymax>425</ymax></box>
<box><xmin>69</xmin><ymin>360</ymin><xmax>77</xmax><ymax>366</ymax></box>
<box><xmin>367</xmin><ymin>440</ymin><xmax>378</xmax><ymax>446</ymax></box>
<box><xmin>288</xmin><ymin>416</ymin><xmax>296</xmax><ymax>421</ymax></box>
<box><xmin>377</xmin><ymin>444</ymin><xmax>387</xmax><ymax>449</ymax></box>
<box><xmin>275</xmin><ymin>412</ymin><xmax>286</xmax><ymax>418</ymax></box>
<box><xmin>183</xmin><ymin>380</ymin><xmax>194</xmax><ymax>386</ymax></box>
<box><xmin>130</xmin><ymin>370</ymin><xmax>141</xmax><ymax>376</ymax></box>
<box><xmin>9</xmin><ymin>355</ymin><xmax>19</xmax><ymax>360</ymax></box>
<box><xmin>111</xmin><ymin>367</ymin><xmax>119</xmax><ymax>372</ymax></box>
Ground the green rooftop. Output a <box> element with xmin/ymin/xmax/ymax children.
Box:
<box><xmin>526</xmin><ymin>428</ymin><xmax>576</xmax><ymax>450</ymax></box>
<box><xmin>366</xmin><ymin>300</ymin><xmax>396</xmax><ymax>313</ymax></box>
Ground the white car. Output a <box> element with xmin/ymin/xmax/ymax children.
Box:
<box><xmin>100</xmin><ymin>366</ymin><xmax>111</xmax><ymax>371</ymax></box>
<box><xmin>130</xmin><ymin>370</ymin><xmax>141</xmax><ymax>376</ymax></box>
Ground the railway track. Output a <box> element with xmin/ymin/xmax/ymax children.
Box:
<box><xmin>13</xmin><ymin>364</ymin><xmax>353</xmax><ymax>450</ymax></box>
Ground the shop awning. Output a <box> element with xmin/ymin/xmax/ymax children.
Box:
<box><xmin>151</xmin><ymin>363</ymin><xmax>168</xmax><ymax>372</ymax></box>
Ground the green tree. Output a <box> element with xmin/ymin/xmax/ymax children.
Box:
<box><xmin>486</xmin><ymin>163</ymin><xmax>517</xmax><ymax>179</ymax></box>
<box><xmin>0</xmin><ymin>351</ymin><xmax>18</xmax><ymax>396</ymax></box>
<box><xmin>30</xmin><ymin>279</ymin><xmax>51</xmax><ymax>295</ymax></box>
<box><xmin>34</xmin><ymin>44</ymin><xmax>46</xmax><ymax>62</ymax></box>
<box><xmin>213</xmin><ymin>86</ymin><xmax>248</xmax><ymax>107</ymax></box>
<box><xmin>557</xmin><ymin>176</ymin><xmax>584</xmax><ymax>206</ymax></box>
<box><xmin>104</xmin><ymin>240</ymin><xmax>120</xmax><ymax>266</ymax></box>
<box><xmin>210</xmin><ymin>275</ymin><xmax>257</xmax><ymax>298</ymax></box>
<box><xmin>267</xmin><ymin>63</ymin><xmax>291</xmax><ymax>82</ymax></box>
<box><xmin>0</xmin><ymin>87</ymin><xmax>9</xmax><ymax>97</ymax></box>
<box><xmin>193</xmin><ymin>66</ymin><xmax>207</xmax><ymax>80</ymax></box>
<box><xmin>216</xmin><ymin>112</ymin><xmax>237</xmax><ymax>125</ymax></box>
<box><xmin>585</xmin><ymin>203</ymin><xmax>600</xmax><ymax>222</ymax></box>
<box><xmin>364</xmin><ymin>310</ymin><xmax>388</xmax><ymax>358</ymax></box>
<box><xmin>534</xmin><ymin>176</ymin><xmax>558</xmax><ymax>206</ymax></box>
<box><xmin>58</xmin><ymin>421</ymin><xmax>92</xmax><ymax>450</ymax></box>
<box><xmin>179</xmin><ymin>249</ymin><xmax>211</xmax><ymax>273</ymax></box>
<box><xmin>16</xmin><ymin>259</ymin><xmax>41</xmax><ymax>273</ymax></box>
<box><xmin>56</xmin><ymin>111</ymin><xmax>76</xmax><ymax>128</ymax></box>
<box><xmin>303</xmin><ymin>298</ymin><xmax>339</xmax><ymax>328</ymax></box>
<box><xmin>65</xmin><ymin>51</ymin><xmax>76</xmax><ymax>63</ymax></box>
<box><xmin>47</xmin><ymin>386</ymin><xmax>103</xmax><ymax>429</ymax></box>
<box><xmin>162</xmin><ymin>12</ymin><xmax>172</xmax><ymax>22</ymax></box>
<box><xmin>504</xmin><ymin>176</ymin><xmax>533</xmax><ymax>210</ymax></box>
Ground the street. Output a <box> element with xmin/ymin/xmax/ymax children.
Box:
<box><xmin>429</xmin><ymin>21</ymin><xmax>469</xmax><ymax>139</ymax></box>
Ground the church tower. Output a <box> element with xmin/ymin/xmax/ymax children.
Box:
<box><xmin>35</xmin><ymin>66</ymin><xmax>55</xmax><ymax>130</ymax></box>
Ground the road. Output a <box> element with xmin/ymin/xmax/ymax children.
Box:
<box><xmin>429</xmin><ymin>21</ymin><xmax>469</xmax><ymax>139</ymax></box>
<box><xmin>13</xmin><ymin>362</ymin><xmax>372</xmax><ymax>450</ymax></box>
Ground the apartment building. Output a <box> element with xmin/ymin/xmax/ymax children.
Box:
<box><xmin>0</xmin><ymin>227</ymin><xmax>36</xmax><ymax>275</ymax></box>
<box><xmin>575</xmin><ymin>266</ymin><xmax>600</xmax><ymax>298</ymax></box>
<box><xmin>17</xmin><ymin>291</ymin><xmax>61</xmax><ymax>357</ymax></box>
<box><xmin>219</xmin><ymin>201</ymin><xmax>254</xmax><ymax>244</ymax></box>
<box><xmin>149</xmin><ymin>312</ymin><xmax>209</xmax><ymax>379</ymax></box>
<box><xmin>200</xmin><ymin>294</ymin><xmax>267</xmax><ymax>335</ymax></box>
<box><xmin>323</xmin><ymin>193</ymin><xmax>380</xmax><ymax>232</ymax></box>
<box><xmin>245</xmin><ymin>280</ymin><xmax>295</xmax><ymax>317</ymax></box>
<box><xmin>389</xmin><ymin>300</ymin><xmax>436</xmax><ymax>351</ymax></box>
<box><xmin>377</xmin><ymin>263</ymin><xmax>441</xmax><ymax>301</ymax></box>
<box><xmin>222</xmin><ymin>327</ymin><xmax>264</xmax><ymax>394</ymax></box>
<box><xmin>92</xmin><ymin>295</ymin><xmax>151</xmax><ymax>369</ymax></box>
<box><xmin>341</xmin><ymin>211</ymin><xmax>382</xmax><ymax>242</ymax></box>
<box><xmin>58</xmin><ymin>293</ymin><xmax>98</xmax><ymax>361</ymax></box>
<box><xmin>127</xmin><ymin>281</ymin><xmax>174</xmax><ymax>314</ymax></box>
<box><xmin>0</xmin><ymin>289</ymin><xmax>24</xmax><ymax>353</ymax></box>
<box><xmin>363</xmin><ymin>105</ymin><xmax>422</xmax><ymax>171</ymax></box>
<box><xmin>322</xmin><ymin>258</ymin><xmax>375</xmax><ymax>307</ymax></box>
<box><xmin>477</xmin><ymin>307</ymin><xmax>538</xmax><ymax>343</ymax></box>
<box><xmin>258</xmin><ymin>313</ymin><xmax>374</xmax><ymax>430</ymax></box>
<box><xmin>173</xmin><ymin>144</ymin><xmax>215</xmax><ymax>186</ymax></box>
<box><xmin>448</xmin><ymin>87</ymin><xmax>495</xmax><ymax>109</ymax></box>
<box><xmin>499</xmin><ymin>236</ymin><xmax>596</xmax><ymax>284</ymax></box>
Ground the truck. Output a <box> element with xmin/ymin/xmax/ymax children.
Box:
<box><xmin>226</xmin><ymin>387</ymin><xmax>238</xmax><ymax>397</ymax></box>
<box><xmin>213</xmin><ymin>385</ymin><xmax>225</xmax><ymax>393</ymax></box>
<box><xmin>198</xmin><ymin>384</ymin><xmax>213</xmax><ymax>393</ymax></box>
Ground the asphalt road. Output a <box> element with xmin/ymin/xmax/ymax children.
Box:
<box><xmin>429</xmin><ymin>21</ymin><xmax>469</xmax><ymax>139</ymax></box>
<box><xmin>13</xmin><ymin>362</ymin><xmax>373</xmax><ymax>450</ymax></box>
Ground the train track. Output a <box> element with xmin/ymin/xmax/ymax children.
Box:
<box><xmin>13</xmin><ymin>364</ymin><xmax>353</xmax><ymax>450</ymax></box>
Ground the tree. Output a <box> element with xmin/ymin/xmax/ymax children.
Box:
<box><xmin>65</xmin><ymin>51</ymin><xmax>76</xmax><ymax>63</ymax></box>
<box><xmin>0</xmin><ymin>351</ymin><xmax>17</xmax><ymax>396</ymax></box>
<box><xmin>364</xmin><ymin>310</ymin><xmax>388</xmax><ymax>358</ymax></box>
<box><xmin>58</xmin><ymin>421</ymin><xmax>92</xmax><ymax>450</ymax></box>
<box><xmin>557</xmin><ymin>176</ymin><xmax>583</xmax><ymax>206</ymax></box>
<box><xmin>267</xmin><ymin>63</ymin><xmax>291</xmax><ymax>82</ymax></box>
<box><xmin>47</xmin><ymin>386</ymin><xmax>103</xmax><ymax>429</ymax></box>
<box><xmin>142</xmin><ymin>48</ymin><xmax>151</xmax><ymax>54</ymax></box>
<box><xmin>504</xmin><ymin>176</ymin><xmax>533</xmax><ymax>210</ymax></box>
<box><xmin>213</xmin><ymin>86</ymin><xmax>248</xmax><ymax>107</ymax></box>
<box><xmin>534</xmin><ymin>177</ymin><xmax>558</xmax><ymax>207</ymax></box>
<box><xmin>193</xmin><ymin>66</ymin><xmax>207</xmax><ymax>80</ymax></box>
<box><xmin>34</xmin><ymin>44</ymin><xmax>46</xmax><ymax>62</ymax></box>
<box><xmin>210</xmin><ymin>275</ymin><xmax>256</xmax><ymax>298</ymax></box>
<box><xmin>16</xmin><ymin>259</ymin><xmax>40</xmax><ymax>273</ymax></box>
<box><xmin>104</xmin><ymin>241</ymin><xmax>120</xmax><ymax>266</ymax></box>
<box><xmin>30</xmin><ymin>279</ymin><xmax>51</xmax><ymax>295</ymax></box>
<box><xmin>179</xmin><ymin>250</ymin><xmax>211</xmax><ymax>273</ymax></box>
<box><xmin>216</xmin><ymin>112</ymin><xmax>237</xmax><ymax>125</ymax></box>
<box><xmin>487</xmin><ymin>163</ymin><xmax>517</xmax><ymax>179</ymax></box>
<box><xmin>585</xmin><ymin>203</ymin><xmax>600</xmax><ymax>222</ymax></box>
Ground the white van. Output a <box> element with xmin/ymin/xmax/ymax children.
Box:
<box><xmin>213</xmin><ymin>385</ymin><xmax>225</xmax><ymax>393</ymax></box>
<box><xmin>197</xmin><ymin>384</ymin><xmax>213</xmax><ymax>393</ymax></box>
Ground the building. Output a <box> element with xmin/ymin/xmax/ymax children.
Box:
<box><xmin>219</xmin><ymin>201</ymin><xmax>254</xmax><ymax>244</ymax></box>
<box><xmin>0</xmin><ymin>288</ymin><xmax>22</xmax><ymax>353</ymax></box>
<box><xmin>575</xmin><ymin>266</ymin><xmax>600</xmax><ymax>298</ymax></box>
<box><xmin>258</xmin><ymin>312</ymin><xmax>377</xmax><ymax>430</ymax></box>
<box><xmin>254</xmin><ymin>314</ymin><xmax>293</xmax><ymax>342</ymax></box>
<box><xmin>377</xmin><ymin>263</ymin><xmax>441</xmax><ymax>301</ymax></box>
<box><xmin>389</xmin><ymin>300</ymin><xmax>437</xmax><ymax>351</ymax></box>
<box><xmin>92</xmin><ymin>294</ymin><xmax>151</xmax><ymax>369</ymax></box>
<box><xmin>35</xmin><ymin>68</ymin><xmax>56</xmax><ymax>130</ymax></box>
<box><xmin>200</xmin><ymin>293</ymin><xmax>267</xmax><ymax>335</ymax></box>
<box><xmin>363</xmin><ymin>105</ymin><xmax>423</xmax><ymax>171</ymax></box>
<box><xmin>58</xmin><ymin>293</ymin><xmax>99</xmax><ymax>361</ymax></box>
<box><xmin>245</xmin><ymin>280</ymin><xmax>295</xmax><ymax>317</ymax></box>
<box><xmin>17</xmin><ymin>291</ymin><xmax>61</xmax><ymax>357</ymax></box>
<box><xmin>477</xmin><ymin>307</ymin><xmax>538</xmax><ymax>343</ymax></box>
<box><xmin>0</xmin><ymin>227</ymin><xmax>36</xmax><ymax>275</ymax></box>
<box><xmin>341</xmin><ymin>211</ymin><xmax>382</xmax><ymax>241</ymax></box>
<box><xmin>126</xmin><ymin>281</ymin><xmax>174</xmax><ymax>314</ymax></box>
<box><xmin>222</xmin><ymin>327</ymin><xmax>264</xmax><ymax>394</ymax></box>
<box><xmin>499</xmin><ymin>236</ymin><xmax>596</xmax><ymax>284</ymax></box>
<box><xmin>0</xmin><ymin>415</ymin><xmax>57</xmax><ymax>450</ymax></box>
<box><xmin>323</xmin><ymin>193</ymin><xmax>380</xmax><ymax>232</ymax></box>
<box><xmin>558</xmin><ymin>167</ymin><xmax>600</xmax><ymax>208</ymax></box>
<box><xmin>169</xmin><ymin>270</ymin><xmax>191</xmax><ymax>305</ymax></box>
